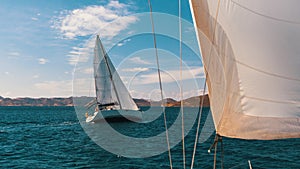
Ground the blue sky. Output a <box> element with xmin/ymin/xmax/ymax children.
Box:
<box><xmin>0</xmin><ymin>0</ymin><xmax>204</xmax><ymax>99</ymax></box>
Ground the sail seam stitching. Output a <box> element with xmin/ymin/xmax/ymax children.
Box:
<box><xmin>230</xmin><ymin>91</ymin><xmax>298</xmax><ymax>105</ymax></box>
<box><xmin>235</xmin><ymin>59</ymin><xmax>300</xmax><ymax>82</ymax></box>
<box><xmin>230</xmin><ymin>0</ymin><xmax>300</xmax><ymax>25</ymax></box>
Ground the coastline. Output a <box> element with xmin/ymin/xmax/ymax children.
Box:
<box><xmin>0</xmin><ymin>95</ymin><xmax>210</xmax><ymax>107</ymax></box>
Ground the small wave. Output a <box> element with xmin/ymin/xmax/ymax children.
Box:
<box><xmin>58</xmin><ymin>121</ymin><xmax>79</xmax><ymax>126</ymax></box>
<box><xmin>30</xmin><ymin>121</ymin><xmax>79</xmax><ymax>128</ymax></box>
<box><xmin>0</xmin><ymin>121</ymin><xmax>79</xmax><ymax>132</ymax></box>
<box><xmin>0</xmin><ymin>130</ymin><xmax>7</xmax><ymax>133</ymax></box>
<box><xmin>0</xmin><ymin>121</ymin><xmax>40</xmax><ymax>125</ymax></box>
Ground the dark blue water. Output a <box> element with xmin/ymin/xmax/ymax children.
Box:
<box><xmin>0</xmin><ymin>106</ymin><xmax>299</xmax><ymax>168</ymax></box>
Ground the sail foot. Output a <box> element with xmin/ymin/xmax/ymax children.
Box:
<box><xmin>97</xmin><ymin>102</ymin><xmax>118</xmax><ymax>110</ymax></box>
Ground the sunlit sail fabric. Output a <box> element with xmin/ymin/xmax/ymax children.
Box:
<box><xmin>189</xmin><ymin>0</ymin><xmax>300</xmax><ymax>140</ymax></box>
<box><xmin>94</xmin><ymin>35</ymin><xmax>139</xmax><ymax>110</ymax></box>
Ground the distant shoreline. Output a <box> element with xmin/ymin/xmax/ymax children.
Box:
<box><xmin>0</xmin><ymin>95</ymin><xmax>209</xmax><ymax>107</ymax></box>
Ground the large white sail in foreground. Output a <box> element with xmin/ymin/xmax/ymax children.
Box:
<box><xmin>94</xmin><ymin>35</ymin><xmax>138</xmax><ymax>111</ymax></box>
<box><xmin>189</xmin><ymin>0</ymin><xmax>300</xmax><ymax>140</ymax></box>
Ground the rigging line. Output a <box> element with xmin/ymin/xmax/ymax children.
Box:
<box><xmin>228</xmin><ymin>158</ymin><xmax>261</xmax><ymax>169</ymax></box>
<box><xmin>190</xmin><ymin>80</ymin><xmax>207</xmax><ymax>169</ymax></box>
<box><xmin>213</xmin><ymin>143</ymin><xmax>217</xmax><ymax>169</ymax></box>
<box><xmin>212</xmin><ymin>134</ymin><xmax>224</xmax><ymax>169</ymax></box>
<box><xmin>207</xmin><ymin>135</ymin><xmax>222</xmax><ymax>169</ymax></box>
<box><xmin>178</xmin><ymin>0</ymin><xmax>186</xmax><ymax>169</ymax></box>
<box><xmin>220</xmin><ymin>136</ymin><xmax>224</xmax><ymax>169</ymax></box>
<box><xmin>147</xmin><ymin>1</ymin><xmax>173</xmax><ymax>169</ymax></box>
<box><xmin>190</xmin><ymin>0</ymin><xmax>221</xmax><ymax>168</ymax></box>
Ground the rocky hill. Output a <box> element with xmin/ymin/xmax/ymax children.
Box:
<box><xmin>0</xmin><ymin>95</ymin><xmax>210</xmax><ymax>107</ymax></box>
<box><xmin>168</xmin><ymin>95</ymin><xmax>210</xmax><ymax>107</ymax></box>
<box><xmin>135</xmin><ymin>98</ymin><xmax>178</xmax><ymax>107</ymax></box>
<box><xmin>0</xmin><ymin>97</ymin><xmax>73</xmax><ymax>106</ymax></box>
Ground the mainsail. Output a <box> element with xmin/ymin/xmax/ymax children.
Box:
<box><xmin>94</xmin><ymin>35</ymin><xmax>139</xmax><ymax>111</ymax></box>
<box><xmin>189</xmin><ymin>0</ymin><xmax>300</xmax><ymax>140</ymax></box>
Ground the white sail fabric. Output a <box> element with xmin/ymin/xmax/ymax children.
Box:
<box><xmin>190</xmin><ymin>0</ymin><xmax>300</xmax><ymax>140</ymax></box>
<box><xmin>94</xmin><ymin>36</ymin><xmax>114</xmax><ymax>105</ymax></box>
<box><xmin>94</xmin><ymin>35</ymin><xmax>138</xmax><ymax>110</ymax></box>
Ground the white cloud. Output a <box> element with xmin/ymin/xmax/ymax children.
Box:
<box><xmin>53</xmin><ymin>2</ymin><xmax>137</xmax><ymax>66</ymax></box>
<box><xmin>117</xmin><ymin>43</ymin><xmax>124</xmax><ymax>47</ymax></box>
<box><xmin>107</xmin><ymin>1</ymin><xmax>127</xmax><ymax>9</ymax></box>
<box><xmin>33</xmin><ymin>75</ymin><xmax>39</xmax><ymax>79</ymax></box>
<box><xmin>34</xmin><ymin>80</ymin><xmax>72</xmax><ymax>96</ymax></box>
<box><xmin>67</xmin><ymin>45</ymin><xmax>92</xmax><ymax>65</ymax></box>
<box><xmin>31</xmin><ymin>17</ymin><xmax>38</xmax><ymax>21</ymax></box>
<box><xmin>82</xmin><ymin>68</ymin><xmax>93</xmax><ymax>74</ymax></box>
<box><xmin>8</xmin><ymin>52</ymin><xmax>20</xmax><ymax>57</ymax></box>
<box><xmin>73</xmin><ymin>78</ymin><xmax>96</xmax><ymax>97</ymax></box>
<box><xmin>5</xmin><ymin>72</ymin><xmax>9</xmax><ymax>75</ymax></box>
<box><xmin>129</xmin><ymin>88</ymin><xmax>205</xmax><ymax>101</ymax></box>
<box><xmin>38</xmin><ymin>58</ymin><xmax>49</xmax><ymax>64</ymax></box>
<box><xmin>122</xmin><ymin>67</ymin><xmax>149</xmax><ymax>72</ymax></box>
<box><xmin>3</xmin><ymin>91</ymin><xmax>11</xmax><ymax>97</ymax></box>
<box><xmin>184</xmin><ymin>26</ymin><xmax>195</xmax><ymax>33</ymax></box>
<box><xmin>124</xmin><ymin>39</ymin><xmax>131</xmax><ymax>42</ymax></box>
<box><xmin>52</xmin><ymin>1</ymin><xmax>137</xmax><ymax>39</ymax></box>
<box><xmin>129</xmin><ymin>57</ymin><xmax>151</xmax><ymax>65</ymax></box>
<box><xmin>116</xmin><ymin>38</ymin><xmax>131</xmax><ymax>47</ymax></box>
<box><xmin>171</xmin><ymin>89</ymin><xmax>208</xmax><ymax>100</ymax></box>
<box><xmin>68</xmin><ymin>56</ymin><xmax>79</xmax><ymax>66</ymax></box>
<box><xmin>129</xmin><ymin>89</ymin><xmax>161</xmax><ymax>100</ymax></box>
<box><xmin>137</xmin><ymin>67</ymin><xmax>204</xmax><ymax>85</ymax></box>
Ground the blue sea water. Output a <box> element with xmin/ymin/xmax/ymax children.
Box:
<box><xmin>0</xmin><ymin>106</ymin><xmax>299</xmax><ymax>168</ymax></box>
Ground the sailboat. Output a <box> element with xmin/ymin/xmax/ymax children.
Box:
<box><xmin>188</xmin><ymin>0</ymin><xmax>300</xmax><ymax>167</ymax></box>
<box><xmin>86</xmin><ymin>35</ymin><xmax>143</xmax><ymax>123</ymax></box>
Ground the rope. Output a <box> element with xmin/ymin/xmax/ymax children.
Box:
<box><xmin>248</xmin><ymin>160</ymin><xmax>253</xmax><ymax>169</ymax></box>
<box><xmin>190</xmin><ymin>0</ymin><xmax>221</xmax><ymax>168</ymax></box>
<box><xmin>178</xmin><ymin>0</ymin><xmax>186</xmax><ymax>169</ymax></box>
<box><xmin>190</xmin><ymin>82</ymin><xmax>207</xmax><ymax>169</ymax></box>
<box><xmin>213</xmin><ymin>137</ymin><xmax>218</xmax><ymax>169</ymax></box>
<box><xmin>147</xmin><ymin>1</ymin><xmax>173</xmax><ymax>168</ymax></box>
<box><xmin>221</xmin><ymin>136</ymin><xmax>224</xmax><ymax>169</ymax></box>
<box><xmin>210</xmin><ymin>135</ymin><xmax>223</xmax><ymax>169</ymax></box>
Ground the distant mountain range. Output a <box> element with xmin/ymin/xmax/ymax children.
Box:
<box><xmin>0</xmin><ymin>95</ymin><xmax>209</xmax><ymax>107</ymax></box>
<box><xmin>0</xmin><ymin>97</ymin><xmax>73</xmax><ymax>106</ymax></box>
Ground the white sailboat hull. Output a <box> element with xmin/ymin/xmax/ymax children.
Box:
<box><xmin>86</xmin><ymin>109</ymin><xmax>143</xmax><ymax>123</ymax></box>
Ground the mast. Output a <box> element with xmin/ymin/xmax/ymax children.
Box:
<box><xmin>96</xmin><ymin>35</ymin><xmax>123</xmax><ymax>109</ymax></box>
